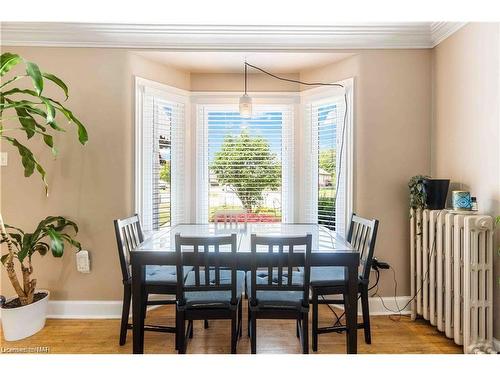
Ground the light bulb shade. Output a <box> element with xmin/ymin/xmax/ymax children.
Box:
<box><xmin>239</xmin><ymin>94</ymin><xmax>252</xmax><ymax>118</ymax></box>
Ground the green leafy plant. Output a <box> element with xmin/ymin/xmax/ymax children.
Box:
<box><xmin>0</xmin><ymin>217</ymin><xmax>81</xmax><ymax>306</ymax></box>
<box><xmin>0</xmin><ymin>52</ymin><xmax>88</xmax><ymax>307</ymax></box>
<box><xmin>409</xmin><ymin>175</ymin><xmax>429</xmax><ymax>211</ymax></box>
<box><xmin>210</xmin><ymin>130</ymin><xmax>281</xmax><ymax>211</ymax></box>
<box><xmin>1</xmin><ymin>52</ymin><xmax>88</xmax><ymax>193</ymax></box>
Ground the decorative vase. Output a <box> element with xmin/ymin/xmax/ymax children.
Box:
<box><xmin>423</xmin><ymin>179</ymin><xmax>450</xmax><ymax>210</ymax></box>
<box><xmin>1</xmin><ymin>290</ymin><xmax>50</xmax><ymax>341</ymax></box>
<box><xmin>452</xmin><ymin>191</ymin><xmax>472</xmax><ymax>210</ymax></box>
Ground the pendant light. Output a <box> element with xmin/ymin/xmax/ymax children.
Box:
<box><xmin>239</xmin><ymin>62</ymin><xmax>252</xmax><ymax>118</ymax></box>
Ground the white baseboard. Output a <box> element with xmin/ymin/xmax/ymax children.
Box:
<box><xmin>1</xmin><ymin>295</ymin><xmax>410</xmax><ymax>320</ymax></box>
<box><xmin>46</xmin><ymin>300</ymin><xmax>125</xmax><ymax>319</ymax></box>
<box><xmin>494</xmin><ymin>338</ymin><xmax>500</xmax><ymax>352</ymax></box>
<box><xmin>0</xmin><ymin>294</ymin><xmax>172</xmax><ymax>320</ymax></box>
<box><xmin>330</xmin><ymin>295</ymin><xmax>412</xmax><ymax>316</ymax></box>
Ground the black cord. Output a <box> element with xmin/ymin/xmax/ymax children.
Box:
<box><xmin>245</xmin><ymin>62</ymin><xmax>344</xmax><ymax>89</ymax></box>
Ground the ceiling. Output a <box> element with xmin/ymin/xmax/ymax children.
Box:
<box><xmin>134</xmin><ymin>51</ymin><xmax>355</xmax><ymax>73</ymax></box>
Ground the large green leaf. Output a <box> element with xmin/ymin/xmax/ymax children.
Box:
<box><xmin>1</xmin><ymin>87</ymin><xmax>39</xmax><ymax>97</ymax></box>
<box><xmin>0</xmin><ymin>53</ymin><xmax>21</xmax><ymax>76</ymax></box>
<box><xmin>46</xmin><ymin>228</ymin><xmax>64</xmax><ymax>257</ymax></box>
<box><xmin>17</xmin><ymin>233</ymin><xmax>33</xmax><ymax>262</ymax></box>
<box><xmin>52</xmin><ymin>102</ymin><xmax>88</xmax><ymax>144</ymax></box>
<box><xmin>25</xmin><ymin>61</ymin><xmax>43</xmax><ymax>96</ymax></box>
<box><xmin>0</xmin><ymin>254</ymin><xmax>10</xmax><ymax>265</ymax></box>
<box><xmin>42</xmin><ymin>72</ymin><xmax>68</xmax><ymax>100</ymax></box>
<box><xmin>40</xmin><ymin>97</ymin><xmax>56</xmax><ymax>125</ymax></box>
<box><xmin>60</xmin><ymin>233</ymin><xmax>82</xmax><ymax>251</ymax></box>
<box><xmin>42</xmin><ymin>133</ymin><xmax>58</xmax><ymax>156</ymax></box>
<box><xmin>14</xmin><ymin>106</ymin><xmax>37</xmax><ymax>138</ymax></box>
<box><xmin>3</xmin><ymin>136</ymin><xmax>48</xmax><ymax>193</ymax></box>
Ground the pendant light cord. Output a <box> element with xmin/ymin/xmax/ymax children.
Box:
<box><xmin>244</xmin><ymin>62</ymin><xmax>248</xmax><ymax>95</ymax></box>
<box><xmin>245</xmin><ymin>62</ymin><xmax>345</xmax><ymax>89</ymax></box>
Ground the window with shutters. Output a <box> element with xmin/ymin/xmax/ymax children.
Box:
<box><xmin>302</xmin><ymin>81</ymin><xmax>353</xmax><ymax>235</ymax></box>
<box><xmin>135</xmin><ymin>78</ymin><xmax>187</xmax><ymax>231</ymax></box>
<box><xmin>196</xmin><ymin>104</ymin><xmax>293</xmax><ymax>223</ymax></box>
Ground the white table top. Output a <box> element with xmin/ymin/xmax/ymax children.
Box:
<box><xmin>135</xmin><ymin>223</ymin><xmax>355</xmax><ymax>253</ymax></box>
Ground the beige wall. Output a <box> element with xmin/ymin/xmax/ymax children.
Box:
<box><xmin>190</xmin><ymin>73</ymin><xmax>300</xmax><ymax>92</ymax></box>
<box><xmin>0</xmin><ymin>47</ymin><xmax>189</xmax><ymax>299</ymax></box>
<box><xmin>431</xmin><ymin>23</ymin><xmax>500</xmax><ymax>337</ymax></box>
<box><xmin>302</xmin><ymin>51</ymin><xmax>433</xmax><ymax>297</ymax></box>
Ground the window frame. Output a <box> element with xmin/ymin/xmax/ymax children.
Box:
<box><xmin>134</xmin><ymin>76</ymin><xmax>190</xmax><ymax>230</ymax></box>
<box><xmin>300</xmin><ymin>78</ymin><xmax>354</xmax><ymax>235</ymax></box>
<box><xmin>192</xmin><ymin>93</ymin><xmax>298</xmax><ymax>224</ymax></box>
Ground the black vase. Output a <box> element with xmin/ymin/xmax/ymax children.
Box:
<box><xmin>423</xmin><ymin>179</ymin><xmax>450</xmax><ymax>210</ymax></box>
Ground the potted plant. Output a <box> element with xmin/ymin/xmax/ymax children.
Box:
<box><xmin>408</xmin><ymin>175</ymin><xmax>429</xmax><ymax>212</ymax></box>
<box><xmin>0</xmin><ymin>53</ymin><xmax>88</xmax><ymax>340</ymax></box>
<box><xmin>409</xmin><ymin>175</ymin><xmax>450</xmax><ymax>212</ymax></box>
<box><xmin>0</xmin><ymin>216</ymin><xmax>81</xmax><ymax>340</ymax></box>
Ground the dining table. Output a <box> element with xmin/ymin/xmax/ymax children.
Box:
<box><xmin>130</xmin><ymin>222</ymin><xmax>359</xmax><ymax>354</ymax></box>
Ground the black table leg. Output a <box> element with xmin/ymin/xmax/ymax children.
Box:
<box><xmin>346</xmin><ymin>264</ymin><xmax>358</xmax><ymax>354</ymax></box>
<box><xmin>132</xmin><ymin>261</ymin><xmax>145</xmax><ymax>354</ymax></box>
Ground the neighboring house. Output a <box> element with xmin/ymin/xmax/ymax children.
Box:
<box><xmin>319</xmin><ymin>168</ymin><xmax>332</xmax><ymax>187</ymax></box>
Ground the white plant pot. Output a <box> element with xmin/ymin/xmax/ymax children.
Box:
<box><xmin>1</xmin><ymin>290</ymin><xmax>50</xmax><ymax>341</ymax></box>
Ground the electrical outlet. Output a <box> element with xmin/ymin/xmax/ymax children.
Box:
<box><xmin>0</xmin><ymin>152</ymin><xmax>7</xmax><ymax>166</ymax></box>
<box><xmin>76</xmin><ymin>250</ymin><xmax>90</xmax><ymax>273</ymax></box>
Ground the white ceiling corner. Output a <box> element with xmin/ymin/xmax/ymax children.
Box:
<box><xmin>430</xmin><ymin>22</ymin><xmax>467</xmax><ymax>47</ymax></box>
<box><xmin>0</xmin><ymin>22</ymin><xmax>467</xmax><ymax>50</ymax></box>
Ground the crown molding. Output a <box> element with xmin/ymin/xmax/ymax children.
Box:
<box><xmin>0</xmin><ymin>22</ymin><xmax>467</xmax><ymax>50</ymax></box>
<box><xmin>430</xmin><ymin>22</ymin><xmax>467</xmax><ymax>47</ymax></box>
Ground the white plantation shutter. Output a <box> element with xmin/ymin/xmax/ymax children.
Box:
<box><xmin>137</xmin><ymin>83</ymin><xmax>187</xmax><ymax>231</ymax></box>
<box><xmin>303</xmin><ymin>89</ymin><xmax>350</xmax><ymax>235</ymax></box>
<box><xmin>196</xmin><ymin>104</ymin><xmax>293</xmax><ymax>223</ymax></box>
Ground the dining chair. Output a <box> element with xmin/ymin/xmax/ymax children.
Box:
<box><xmin>114</xmin><ymin>214</ymin><xmax>185</xmax><ymax>346</ymax></box>
<box><xmin>175</xmin><ymin>233</ymin><xmax>245</xmax><ymax>354</ymax></box>
<box><xmin>310</xmin><ymin>213</ymin><xmax>379</xmax><ymax>351</ymax></box>
<box><xmin>247</xmin><ymin>234</ymin><xmax>312</xmax><ymax>354</ymax></box>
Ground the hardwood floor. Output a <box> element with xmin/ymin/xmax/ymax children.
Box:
<box><xmin>0</xmin><ymin>304</ymin><xmax>462</xmax><ymax>354</ymax></box>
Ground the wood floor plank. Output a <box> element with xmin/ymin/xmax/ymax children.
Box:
<box><xmin>0</xmin><ymin>304</ymin><xmax>462</xmax><ymax>354</ymax></box>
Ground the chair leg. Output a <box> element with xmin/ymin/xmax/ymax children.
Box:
<box><xmin>188</xmin><ymin>320</ymin><xmax>194</xmax><ymax>338</ymax></box>
<box><xmin>204</xmin><ymin>320</ymin><xmax>209</xmax><ymax>329</ymax></box>
<box><xmin>175</xmin><ymin>305</ymin><xmax>179</xmax><ymax>351</ymax></box>
<box><xmin>312</xmin><ymin>289</ymin><xmax>318</xmax><ymax>352</ymax></box>
<box><xmin>247</xmin><ymin>301</ymin><xmax>251</xmax><ymax>337</ymax></box>
<box><xmin>361</xmin><ymin>287</ymin><xmax>371</xmax><ymax>344</ymax></box>
<box><xmin>250</xmin><ymin>314</ymin><xmax>257</xmax><ymax>354</ymax></box>
<box><xmin>302</xmin><ymin>312</ymin><xmax>309</xmax><ymax>354</ymax></box>
<box><xmin>238</xmin><ymin>299</ymin><xmax>243</xmax><ymax>338</ymax></box>
<box><xmin>231</xmin><ymin>310</ymin><xmax>238</xmax><ymax>354</ymax></box>
<box><xmin>119</xmin><ymin>285</ymin><xmax>131</xmax><ymax>346</ymax></box>
<box><xmin>178</xmin><ymin>311</ymin><xmax>186</xmax><ymax>354</ymax></box>
<box><xmin>142</xmin><ymin>292</ymin><xmax>148</xmax><ymax>319</ymax></box>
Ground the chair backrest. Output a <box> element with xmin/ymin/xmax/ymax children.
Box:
<box><xmin>346</xmin><ymin>213</ymin><xmax>379</xmax><ymax>282</ymax></box>
<box><xmin>250</xmin><ymin>234</ymin><xmax>312</xmax><ymax>307</ymax></box>
<box><xmin>114</xmin><ymin>214</ymin><xmax>144</xmax><ymax>283</ymax></box>
<box><xmin>175</xmin><ymin>233</ymin><xmax>238</xmax><ymax>306</ymax></box>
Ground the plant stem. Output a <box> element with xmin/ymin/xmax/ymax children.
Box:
<box><xmin>0</xmin><ymin>213</ymin><xmax>29</xmax><ymax>304</ymax></box>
